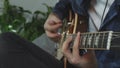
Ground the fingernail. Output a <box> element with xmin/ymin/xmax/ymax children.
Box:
<box><xmin>57</xmin><ymin>32</ymin><xmax>61</xmax><ymax>35</ymax></box>
<box><xmin>77</xmin><ymin>32</ymin><xmax>80</xmax><ymax>35</ymax></box>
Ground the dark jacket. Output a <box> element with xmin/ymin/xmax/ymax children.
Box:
<box><xmin>53</xmin><ymin>0</ymin><xmax>120</xmax><ymax>68</ymax></box>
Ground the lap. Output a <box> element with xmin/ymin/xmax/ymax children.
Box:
<box><xmin>0</xmin><ymin>32</ymin><xmax>63</xmax><ymax>68</ymax></box>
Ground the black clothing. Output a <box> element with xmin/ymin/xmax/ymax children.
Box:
<box><xmin>0</xmin><ymin>32</ymin><xmax>63</xmax><ymax>68</ymax></box>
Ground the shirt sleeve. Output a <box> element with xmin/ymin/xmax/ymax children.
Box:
<box><xmin>52</xmin><ymin>0</ymin><xmax>71</xmax><ymax>20</ymax></box>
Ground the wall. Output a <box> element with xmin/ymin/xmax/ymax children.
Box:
<box><xmin>0</xmin><ymin>0</ymin><xmax>58</xmax><ymax>13</ymax></box>
<box><xmin>0</xmin><ymin>0</ymin><xmax>3</xmax><ymax>15</ymax></box>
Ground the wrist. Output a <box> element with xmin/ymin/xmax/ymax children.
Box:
<box><xmin>50</xmin><ymin>12</ymin><xmax>61</xmax><ymax>20</ymax></box>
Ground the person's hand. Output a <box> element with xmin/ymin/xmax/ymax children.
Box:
<box><xmin>44</xmin><ymin>13</ymin><xmax>62</xmax><ymax>42</ymax></box>
<box><xmin>62</xmin><ymin>32</ymin><xmax>98</xmax><ymax>68</ymax></box>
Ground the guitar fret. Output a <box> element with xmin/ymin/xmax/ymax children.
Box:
<box><xmin>91</xmin><ymin>34</ymin><xmax>94</xmax><ymax>48</ymax></box>
<box><xmin>95</xmin><ymin>33</ymin><xmax>99</xmax><ymax>48</ymax></box>
<box><xmin>87</xmin><ymin>34</ymin><xmax>92</xmax><ymax>48</ymax></box>
<box><xmin>82</xmin><ymin>34</ymin><xmax>86</xmax><ymax>47</ymax></box>
<box><xmin>84</xmin><ymin>34</ymin><xmax>87</xmax><ymax>48</ymax></box>
<box><xmin>86</xmin><ymin>34</ymin><xmax>90</xmax><ymax>48</ymax></box>
<box><xmin>98</xmin><ymin>33</ymin><xmax>102</xmax><ymax>48</ymax></box>
<box><xmin>94</xmin><ymin>33</ymin><xmax>100</xmax><ymax>48</ymax></box>
<box><xmin>90</xmin><ymin>34</ymin><xmax>94</xmax><ymax>48</ymax></box>
<box><xmin>107</xmin><ymin>31</ymin><xmax>113</xmax><ymax>50</ymax></box>
<box><xmin>92</xmin><ymin>33</ymin><xmax>96</xmax><ymax>48</ymax></box>
<box><xmin>80</xmin><ymin>34</ymin><xmax>83</xmax><ymax>48</ymax></box>
<box><xmin>101</xmin><ymin>33</ymin><xmax>104</xmax><ymax>49</ymax></box>
<box><xmin>104</xmin><ymin>33</ymin><xmax>108</xmax><ymax>49</ymax></box>
<box><xmin>102</xmin><ymin>33</ymin><xmax>106</xmax><ymax>48</ymax></box>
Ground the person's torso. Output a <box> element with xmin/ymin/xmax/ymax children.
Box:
<box><xmin>69</xmin><ymin>0</ymin><xmax>120</xmax><ymax>32</ymax></box>
<box><xmin>69</xmin><ymin>0</ymin><xmax>120</xmax><ymax>68</ymax></box>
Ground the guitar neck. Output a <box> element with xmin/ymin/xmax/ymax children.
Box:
<box><xmin>64</xmin><ymin>31</ymin><xmax>120</xmax><ymax>50</ymax></box>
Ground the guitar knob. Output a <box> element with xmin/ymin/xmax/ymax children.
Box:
<box><xmin>79</xmin><ymin>21</ymin><xmax>83</xmax><ymax>24</ymax></box>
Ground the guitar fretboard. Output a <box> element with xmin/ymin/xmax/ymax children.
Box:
<box><xmin>65</xmin><ymin>31</ymin><xmax>120</xmax><ymax>50</ymax></box>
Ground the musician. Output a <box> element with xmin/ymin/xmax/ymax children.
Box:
<box><xmin>44</xmin><ymin>0</ymin><xmax>120</xmax><ymax>68</ymax></box>
<box><xmin>0</xmin><ymin>0</ymin><xmax>97</xmax><ymax>68</ymax></box>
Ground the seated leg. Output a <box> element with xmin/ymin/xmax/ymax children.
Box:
<box><xmin>0</xmin><ymin>32</ymin><xmax>63</xmax><ymax>68</ymax></box>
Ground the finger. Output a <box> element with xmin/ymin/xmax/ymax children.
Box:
<box><xmin>73</xmin><ymin>32</ymin><xmax>80</xmax><ymax>57</ymax></box>
<box><xmin>44</xmin><ymin>21</ymin><xmax>62</xmax><ymax>32</ymax></box>
<box><xmin>45</xmin><ymin>30</ymin><xmax>61</xmax><ymax>39</ymax></box>
<box><xmin>62</xmin><ymin>36</ymin><xmax>73</xmax><ymax>59</ymax></box>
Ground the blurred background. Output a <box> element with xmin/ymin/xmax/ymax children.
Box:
<box><xmin>0</xmin><ymin>0</ymin><xmax>58</xmax><ymax>41</ymax></box>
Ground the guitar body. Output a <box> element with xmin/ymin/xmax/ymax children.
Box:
<box><xmin>72</xmin><ymin>15</ymin><xmax>88</xmax><ymax>33</ymax></box>
<box><xmin>65</xmin><ymin>11</ymin><xmax>88</xmax><ymax>34</ymax></box>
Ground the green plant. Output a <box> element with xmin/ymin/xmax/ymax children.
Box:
<box><xmin>0</xmin><ymin>0</ymin><xmax>29</xmax><ymax>33</ymax></box>
<box><xmin>0</xmin><ymin>0</ymin><xmax>52</xmax><ymax>41</ymax></box>
<box><xmin>23</xmin><ymin>3</ymin><xmax>52</xmax><ymax>41</ymax></box>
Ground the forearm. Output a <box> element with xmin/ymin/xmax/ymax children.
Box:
<box><xmin>52</xmin><ymin>0</ymin><xmax>71</xmax><ymax>20</ymax></box>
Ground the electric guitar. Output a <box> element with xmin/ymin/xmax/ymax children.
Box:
<box><xmin>55</xmin><ymin>11</ymin><xmax>120</xmax><ymax>59</ymax></box>
<box><xmin>55</xmin><ymin>12</ymin><xmax>120</xmax><ymax>68</ymax></box>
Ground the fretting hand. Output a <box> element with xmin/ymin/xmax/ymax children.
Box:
<box><xmin>62</xmin><ymin>32</ymin><xmax>98</xmax><ymax>68</ymax></box>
